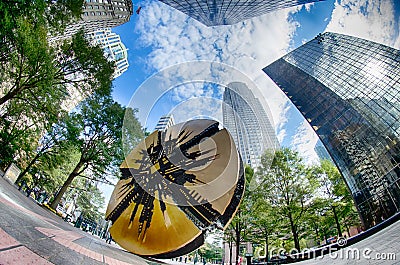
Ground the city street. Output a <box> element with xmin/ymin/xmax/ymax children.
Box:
<box><xmin>0</xmin><ymin>176</ymin><xmax>155</xmax><ymax>265</ymax></box>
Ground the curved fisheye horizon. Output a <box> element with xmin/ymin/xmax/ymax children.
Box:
<box><xmin>0</xmin><ymin>0</ymin><xmax>399</xmax><ymax>264</ymax></box>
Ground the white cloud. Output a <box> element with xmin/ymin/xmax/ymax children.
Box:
<box><xmin>170</xmin><ymin>97</ymin><xmax>223</xmax><ymax>124</ymax></box>
<box><xmin>326</xmin><ymin>0</ymin><xmax>399</xmax><ymax>48</ymax></box>
<box><xmin>290</xmin><ymin>120</ymin><xmax>319</xmax><ymax>165</ymax></box>
<box><xmin>132</xmin><ymin>0</ymin><xmax>399</xmax><ymax>159</ymax></box>
<box><xmin>304</xmin><ymin>2</ymin><xmax>315</xmax><ymax>12</ymax></box>
<box><xmin>134</xmin><ymin>1</ymin><xmax>301</xmax><ymax>137</ymax></box>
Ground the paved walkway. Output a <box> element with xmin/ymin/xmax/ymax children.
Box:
<box><xmin>297</xmin><ymin>219</ymin><xmax>400</xmax><ymax>265</ymax></box>
<box><xmin>2</xmin><ymin>174</ymin><xmax>400</xmax><ymax>265</ymax></box>
<box><xmin>0</xmin><ymin>176</ymin><xmax>154</xmax><ymax>265</ymax></box>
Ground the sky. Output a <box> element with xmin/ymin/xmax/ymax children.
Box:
<box><xmin>98</xmin><ymin>0</ymin><xmax>400</xmax><ymax>210</ymax></box>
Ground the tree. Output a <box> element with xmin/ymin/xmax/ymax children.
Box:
<box><xmin>15</xmin><ymin>112</ymin><xmax>73</xmax><ymax>183</ymax></box>
<box><xmin>0</xmin><ymin>0</ymin><xmax>112</xmax><ymax>168</ymax></box>
<box><xmin>69</xmin><ymin>178</ymin><xmax>105</xmax><ymax>221</ymax></box>
<box><xmin>223</xmin><ymin>226</ymin><xmax>235</xmax><ymax>265</ymax></box>
<box><xmin>310</xmin><ymin>159</ymin><xmax>360</xmax><ymax>238</ymax></box>
<box><xmin>0</xmin><ymin>0</ymin><xmax>91</xmax><ymax>106</ymax></box>
<box><xmin>304</xmin><ymin>197</ymin><xmax>334</xmax><ymax>246</ymax></box>
<box><xmin>224</xmin><ymin>165</ymin><xmax>254</xmax><ymax>264</ymax></box>
<box><xmin>0</xmin><ymin>27</ymin><xmax>114</xmax><ymax>171</ymax></box>
<box><xmin>0</xmin><ymin>0</ymin><xmax>82</xmax><ymax>65</ymax></box>
<box><xmin>49</xmin><ymin>93</ymin><xmax>143</xmax><ymax>209</ymax></box>
<box><xmin>0</xmin><ymin>23</ymin><xmax>114</xmax><ymax>168</ymax></box>
<box><xmin>251</xmin><ymin>198</ymin><xmax>281</xmax><ymax>260</ymax></box>
<box><xmin>197</xmin><ymin>242</ymin><xmax>223</xmax><ymax>264</ymax></box>
<box><xmin>257</xmin><ymin>148</ymin><xmax>314</xmax><ymax>251</ymax></box>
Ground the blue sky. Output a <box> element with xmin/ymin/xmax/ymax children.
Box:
<box><xmin>98</xmin><ymin>0</ymin><xmax>400</xmax><ymax>208</ymax></box>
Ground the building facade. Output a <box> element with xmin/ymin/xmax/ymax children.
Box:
<box><xmin>50</xmin><ymin>0</ymin><xmax>133</xmax><ymax>42</ymax></box>
<box><xmin>155</xmin><ymin>115</ymin><xmax>175</xmax><ymax>132</ymax></box>
<box><xmin>314</xmin><ymin>140</ymin><xmax>333</xmax><ymax>163</ymax></box>
<box><xmin>222</xmin><ymin>82</ymin><xmax>278</xmax><ymax>169</ymax></box>
<box><xmin>158</xmin><ymin>0</ymin><xmax>323</xmax><ymax>26</ymax></box>
<box><xmin>86</xmin><ymin>29</ymin><xmax>129</xmax><ymax>78</ymax></box>
<box><xmin>263</xmin><ymin>32</ymin><xmax>400</xmax><ymax>228</ymax></box>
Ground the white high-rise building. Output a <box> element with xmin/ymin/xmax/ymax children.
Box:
<box><xmin>49</xmin><ymin>0</ymin><xmax>133</xmax><ymax>42</ymax></box>
<box><xmin>155</xmin><ymin>115</ymin><xmax>175</xmax><ymax>132</ymax></box>
<box><xmin>222</xmin><ymin>82</ymin><xmax>278</xmax><ymax>169</ymax></box>
<box><xmin>86</xmin><ymin>29</ymin><xmax>129</xmax><ymax>78</ymax></box>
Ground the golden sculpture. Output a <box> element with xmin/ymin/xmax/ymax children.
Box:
<box><xmin>106</xmin><ymin>119</ymin><xmax>244</xmax><ymax>257</ymax></box>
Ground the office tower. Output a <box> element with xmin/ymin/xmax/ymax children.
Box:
<box><xmin>86</xmin><ymin>29</ymin><xmax>129</xmax><ymax>78</ymax></box>
<box><xmin>50</xmin><ymin>0</ymin><xmax>133</xmax><ymax>42</ymax></box>
<box><xmin>263</xmin><ymin>32</ymin><xmax>400</xmax><ymax>228</ymax></box>
<box><xmin>158</xmin><ymin>0</ymin><xmax>324</xmax><ymax>26</ymax></box>
<box><xmin>155</xmin><ymin>115</ymin><xmax>175</xmax><ymax>132</ymax></box>
<box><xmin>222</xmin><ymin>82</ymin><xmax>278</xmax><ymax>169</ymax></box>
<box><xmin>314</xmin><ymin>140</ymin><xmax>333</xmax><ymax>163</ymax></box>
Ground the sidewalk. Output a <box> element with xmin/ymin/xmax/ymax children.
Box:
<box><xmin>0</xmin><ymin>176</ymin><xmax>156</xmax><ymax>265</ymax></box>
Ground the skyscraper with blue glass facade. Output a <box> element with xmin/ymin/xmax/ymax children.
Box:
<box><xmin>158</xmin><ymin>0</ymin><xmax>324</xmax><ymax>26</ymax></box>
<box><xmin>223</xmin><ymin>82</ymin><xmax>278</xmax><ymax>169</ymax></box>
<box><xmin>263</xmin><ymin>32</ymin><xmax>400</xmax><ymax>228</ymax></box>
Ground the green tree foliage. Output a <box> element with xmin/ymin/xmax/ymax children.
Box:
<box><xmin>67</xmin><ymin>178</ymin><xmax>105</xmax><ymax>221</ymax></box>
<box><xmin>49</xmin><ymin>93</ymin><xmax>144</xmax><ymax>210</ymax></box>
<box><xmin>224</xmin><ymin>165</ymin><xmax>254</xmax><ymax>264</ymax></box>
<box><xmin>122</xmin><ymin>107</ymin><xmax>146</xmax><ymax>156</ymax></box>
<box><xmin>310</xmin><ymin>159</ymin><xmax>361</xmax><ymax>239</ymax></box>
<box><xmin>256</xmin><ymin>148</ymin><xmax>315</xmax><ymax>251</ymax></box>
<box><xmin>250</xmin><ymin>198</ymin><xmax>281</xmax><ymax>260</ymax></box>
<box><xmin>197</xmin><ymin>242</ymin><xmax>223</xmax><ymax>264</ymax></box>
<box><xmin>15</xmin><ymin>112</ymin><xmax>74</xmax><ymax>183</ymax></box>
<box><xmin>0</xmin><ymin>0</ymin><xmax>114</xmax><ymax>168</ymax></box>
<box><xmin>228</xmin><ymin>151</ymin><xmax>362</xmax><ymax>259</ymax></box>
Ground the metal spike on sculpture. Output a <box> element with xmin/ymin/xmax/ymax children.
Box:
<box><xmin>106</xmin><ymin>119</ymin><xmax>244</xmax><ymax>257</ymax></box>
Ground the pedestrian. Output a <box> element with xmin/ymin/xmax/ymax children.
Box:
<box><xmin>106</xmin><ymin>232</ymin><xmax>113</xmax><ymax>244</ymax></box>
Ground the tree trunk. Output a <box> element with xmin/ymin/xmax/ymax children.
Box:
<box><xmin>289</xmin><ymin>214</ymin><xmax>300</xmax><ymax>251</ymax></box>
<box><xmin>50</xmin><ymin>161</ymin><xmax>83</xmax><ymax>209</ymax></box>
<box><xmin>265</xmin><ymin>232</ymin><xmax>269</xmax><ymax>261</ymax></box>
<box><xmin>314</xmin><ymin>224</ymin><xmax>320</xmax><ymax>245</ymax></box>
<box><xmin>346</xmin><ymin>223</ymin><xmax>351</xmax><ymax>236</ymax></box>
<box><xmin>323</xmin><ymin>228</ymin><xmax>329</xmax><ymax>243</ymax></box>
<box><xmin>16</xmin><ymin>152</ymin><xmax>41</xmax><ymax>183</ymax></box>
<box><xmin>229</xmin><ymin>239</ymin><xmax>233</xmax><ymax>265</ymax></box>
<box><xmin>332</xmin><ymin>206</ymin><xmax>342</xmax><ymax>237</ymax></box>
<box><xmin>235</xmin><ymin>221</ymin><xmax>240</xmax><ymax>265</ymax></box>
<box><xmin>0</xmin><ymin>86</ymin><xmax>23</xmax><ymax>106</ymax></box>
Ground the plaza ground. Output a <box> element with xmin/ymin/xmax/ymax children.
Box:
<box><xmin>1</xmin><ymin>175</ymin><xmax>399</xmax><ymax>264</ymax></box>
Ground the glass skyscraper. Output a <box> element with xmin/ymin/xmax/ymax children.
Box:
<box><xmin>158</xmin><ymin>0</ymin><xmax>324</xmax><ymax>26</ymax></box>
<box><xmin>263</xmin><ymin>32</ymin><xmax>400</xmax><ymax>228</ymax></box>
<box><xmin>222</xmin><ymin>82</ymin><xmax>278</xmax><ymax>169</ymax></box>
<box><xmin>314</xmin><ymin>140</ymin><xmax>334</xmax><ymax>163</ymax></box>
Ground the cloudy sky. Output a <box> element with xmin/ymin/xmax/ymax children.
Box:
<box><xmin>96</xmin><ymin>0</ymin><xmax>400</xmax><ymax>212</ymax></box>
<box><xmin>108</xmin><ymin>0</ymin><xmax>400</xmax><ymax>165</ymax></box>
<box><xmin>110</xmin><ymin>0</ymin><xmax>399</xmax><ymax>166</ymax></box>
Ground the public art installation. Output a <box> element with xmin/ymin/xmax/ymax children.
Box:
<box><xmin>106</xmin><ymin>119</ymin><xmax>244</xmax><ymax>257</ymax></box>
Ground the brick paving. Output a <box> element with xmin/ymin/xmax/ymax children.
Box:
<box><xmin>0</xmin><ymin>227</ymin><xmax>53</xmax><ymax>264</ymax></box>
<box><xmin>0</xmin><ymin>177</ymin><xmax>151</xmax><ymax>265</ymax></box>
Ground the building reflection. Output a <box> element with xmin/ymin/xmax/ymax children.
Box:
<box><xmin>264</xmin><ymin>32</ymin><xmax>400</xmax><ymax>228</ymax></box>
